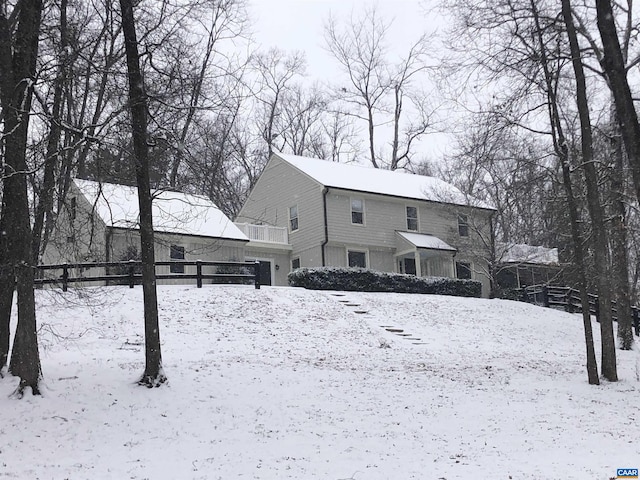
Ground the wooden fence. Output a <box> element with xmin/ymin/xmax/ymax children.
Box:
<box><xmin>519</xmin><ymin>285</ymin><xmax>640</xmax><ymax>336</ymax></box>
<box><xmin>34</xmin><ymin>260</ymin><xmax>261</xmax><ymax>291</ymax></box>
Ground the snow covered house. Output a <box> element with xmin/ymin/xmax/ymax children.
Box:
<box><xmin>235</xmin><ymin>152</ymin><xmax>496</xmax><ymax>296</ymax></box>
<box><xmin>43</xmin><ymin>179</ymin><xmax>250</xmax><ymax>284</ymax></box>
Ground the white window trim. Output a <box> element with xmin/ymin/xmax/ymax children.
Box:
<box><xmin>289</xmin><ymin>204</ymin><xmax>299</xmax><ymax>232</ymax></box>
<box><xmin>350</xmin><ymin>197</ymin><xmax>365</xmax><ymax>226</ymax></box>
<box><xmin>406</xmin><ymin>205</ymin><xmax>419</xmax><ymax>232</ymax></box>
<box><xmin>346</xmin><ymin>247</ymin><xmax>369</xmax><ymax>268</ymax></box>
<box><xmin>458</xmin><ymin>213</ymin><xmax>469</xmax><ymax>237</ymax></box>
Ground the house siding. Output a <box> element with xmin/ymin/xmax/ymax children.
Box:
<box><xmin>236</xmin><ymin>154</ymin><xmax>494</xmax><ymax>297</ymax></box>
<box><xmin>236</xmin><ymin>156</ymin><xmax>326</xmax><ymax>259</ymax></box>
<box><xmin>43</xmin><ymin>181</ymin><xmax>108</xmax><ymax>265</ymax></box>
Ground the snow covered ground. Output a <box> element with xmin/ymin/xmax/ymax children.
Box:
<box><xmin>1</xmin><ymin>285</ymin><xmax>638</xmax><ymax>479</ymax></box>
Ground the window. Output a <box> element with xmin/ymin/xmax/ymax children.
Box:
<box><xmin>170</xmin><ymin>245</ymin><xmax>185</xmax><ymax>273</ymax></box>
<box><xmin>289</xmin><ymin>205</ymin><xmax>299</xmax><ymax>232</ymax></box>
<box><xmin>458</xmin><ymin>214</ymin><xmax>469</xmax><ymax>237</ymax></box>
<box><xmin>351</xmin><ymin>198</ymin><xmax>364</xmax><ymax>225</ymax></box>
<box><xmin>456</xmin><ymin>261</ymin><xmax>472</xmax><ymax>280</ymax></box>
<box><xmin>406</xmin><ymin>206</ymin><xmax>418</xmax><ymax>231</ymax></box>
<box><xmin>291</xmin><ymin>258</ymin><xmax>301</xmax><ymax>270</ymax></box>
<box><xmin>347</xmin><ymin>250</ymin><xmax>367</xmax><ymax>268</ymax></box>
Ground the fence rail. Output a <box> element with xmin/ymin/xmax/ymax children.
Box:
<box><xmin>519</xmin><ymin>285</ymin><xmax>640</xmax><ymax>336</ymax></box>
<box><xmin>34</xmin><ymin>260</ymin><xmax>261</xmax><ymax>291</ymax></box>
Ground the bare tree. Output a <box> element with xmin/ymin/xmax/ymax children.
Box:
<box><xmin>561</xmin><ymin>0</ymin><xmax>616</xmax><ymax>381</ymax></box>
<box><xmin>0</xmin><ymin>0</ymin><xmax>45</xmax><ymax>394</ymax></box>
<box><xmin>119</xmin><ymin>0</ymin><xmax>166</xmax><ymax>387</ymax></box>
<box><xmin>324</xmin><ymin>6</ymin><xmax>434</xmax><ymax>169</ymax></box>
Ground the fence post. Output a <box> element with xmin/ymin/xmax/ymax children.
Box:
<box><xmin>633</xmin><ymin>308</ymin><xmax>640</xmax><ymax>337</ymax></box>
<box><xmin>565</xmin><ymin>289</ymin><xmax>574</xmax><ymax>313</ymax></box>
<box><xmin>594</xmin><ymin>298</ymin><xmax>600</xmax><ymax>323</ymax></box>
<box><xmin>128</xmin><ymin>260</ymin><xmax>135</xmax><ymax>289</ymax></box>
<box><xmin>542</xmin><ymin>285</ymin><xmax>549</xmax><ymax>307</ymax></box>
<box><xmin>254</xmin><ymin>261</ymin><xmax>260</xmax><ymax>290</ymax></box>
<box><xmin>62</xmin><ymin>263</ymin><xmax>69</xmax><ymax>292</ymax></box>
<box><xmin>196</xmin><ymin>260</ymin><xmax>202</xmax><ymax>288</ymax></box>
<box><xmin>521</xmin><ymin>287</ymin><xmax>528</xmax><ymax>303</ymax></box>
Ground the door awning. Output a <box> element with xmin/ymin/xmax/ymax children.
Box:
<box><xmin>396</xmin><ymin>231</ymin><xmax>457</xmax><ymax>253</ymax></box>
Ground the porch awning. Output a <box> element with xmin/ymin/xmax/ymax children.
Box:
<box><xmin>396</xmin><ymin>231</ymin><xmax>457</xmax><ymax>253</ymax></box>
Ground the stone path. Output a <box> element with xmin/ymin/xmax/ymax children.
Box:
<box><xmin>328</xmin><ymin>292</ymin><xmax>426</xmax><ymax>345</ymax></box>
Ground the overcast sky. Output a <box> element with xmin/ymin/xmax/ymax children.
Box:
<box><xmin>246</xmin><ymin>0</ymin><xmax>452</xmax><ymax>161</ymax></box>
<box><xmin>248</xmin><ymin>1</ymin><xmax>436</xmax><ymax>78</ymax></box>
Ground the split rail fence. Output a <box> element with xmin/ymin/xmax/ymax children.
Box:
<box><xmin>519</xmin><ymin>285</ymin><xmax>640</xmax><ymax>336</ymax></box>
<box><xmin>34</xmin><ymin>260</ymin><xmax>261</xmax><ymax>291</ymax></box>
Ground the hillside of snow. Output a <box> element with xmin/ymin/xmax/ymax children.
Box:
<box><xmin>0</xmin><ymin>285</ymin><xmax>638</xmax><ymax>479</ymax></box>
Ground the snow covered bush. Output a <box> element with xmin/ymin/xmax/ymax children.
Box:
<box><xmin>288</xmin><ymin>267</ymin><xmax>482</xmax><ymax>297</ymax></box>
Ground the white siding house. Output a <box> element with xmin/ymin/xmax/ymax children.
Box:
<box><xmin>44</xmin><ymin>179</ymin><xmax>250</xmax><ymax>285</ymax></box>
<box><xmin>236</xmin><ymin>152</ymin><xmax>496</xmax><ymax>296</ymax></box>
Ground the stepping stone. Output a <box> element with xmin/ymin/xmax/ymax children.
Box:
<box><xmin>380</xmin><ymin>325</ymin><xmax>394</xmax><ymax>328</ymax></box>
<box><xmin>345</xmin><ymin>303</ymin><xmax>360</xmax><ymax>307</ymax></box>
<box><xmin>412</xmin><ymin>342</ymin><xmax>428</xmax><ymax>345</ymax></box>
<box><xmin>331</xmin><ymin>293</ymin><xmax>346</xmax><ymax>297</ymax></box>
<box><xmin>403</xmin><ymin>337</ymin><xmax>421</xmax><ymax>341</ymax></box>
<box><xmin>397</xmin><ymin>333</ymin><xmax>412</xmax><ymax>336</ymax></box>
<box><xmin>354</xmin><ymin>310</ymin><xmax>368</xmax><ymax>314</ymax></box>
<box><xmin>385</xmin><ymin>328</ymin><xmax>403</xmax><ymax>333</ymax></box>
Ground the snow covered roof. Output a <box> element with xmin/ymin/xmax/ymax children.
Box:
<box><xmin>499</xmin><ymin>243</ymin><xmax>558</xmax><ymax>265</ymax></box>
<box><xmin>73</xmin><ymin>179</ymin><xmax>248</xmax><ymax>241</ymax></box>
<box><xmin>397</xmin><ymin>231</ymin><xmax>457</xmax><ymax>252</ymax></box>
<box><xmin>275</xmin><ymin>152</ymin><xmax>494</xmax><ymax>210</ymax></box>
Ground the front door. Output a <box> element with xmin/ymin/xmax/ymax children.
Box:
<box><xmin>258</xmin><ymin>261</ymin><xmax>272</xmax><ymax>286</ymax></box>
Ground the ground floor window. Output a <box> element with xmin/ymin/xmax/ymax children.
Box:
<box><xmin>347</xmin><ymin>250</ymin><xmax>367</xmax><ymax>268</ymax></box>
<box><xmin>399</xmin><ymin>257</ymin><xmax>417</xmax><ymax>275</ymax></box>
<box><xmin>456</xmin><ymin>261</ymin><xmax>472</xmax><ymax>280</ymax></box>
<box><xmin>291</xmin><ymin>257</ymin><xmax>301</xmax><ymax>270</ymax></box>
<box><xmin>170</xmin><ymin>245</ymin><xmax>185</xmax><ymax>273</ymax></box>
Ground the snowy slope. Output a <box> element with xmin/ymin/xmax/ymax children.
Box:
<box><xmin>0</xmin><ymin>285</ymin><xmax>638</xmax><ymax>480</ymax></box>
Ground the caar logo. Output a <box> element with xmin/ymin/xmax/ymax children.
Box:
<box><xmin>617</xmin><ymin>468</ymin><xmax>639</xmax><ymax>478</ymax></box>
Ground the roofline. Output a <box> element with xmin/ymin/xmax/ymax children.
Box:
<box><xmin>108</xmin><ymin>226</ymin><xmax>249</xmax><ymax>243</ymax></box>
<box><xmin>325</xmin><ymin>185</ymin><xmax>497</xmax><ymax>212</ymax></box>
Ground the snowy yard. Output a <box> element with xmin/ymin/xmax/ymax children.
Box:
<box><xmin>1</xmin><ymin>285</ymin><xmax>638</xmax><ymax>479</ymax></box>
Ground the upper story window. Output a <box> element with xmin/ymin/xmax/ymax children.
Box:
<box><xmin>170</xmin><ymin>245</ymin><xmax>185</xmax><ymax>273</ymax></box>
<box><xmin>458</xmin><ymin>214</ymin><xmax>469</xmax><ymax>237</ymax></box>
<box><xmin>351</xmin><ymin>198</ymin><xmax>364</xmax><ymax>225</ymax></box>
<box><xmin>289</xmin><ymin>205</ymin><xmax>299</xmax><ymax>232</ymax></box>
<box><xmin>406</xmin><ymin>206</ymin><xmax>418</xmax><ymax>231</ymax></box>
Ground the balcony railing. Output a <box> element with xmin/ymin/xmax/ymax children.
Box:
<box><xmin>235</xmin><ymin>222</ymin><xmax>289</xmax><ymax>244</ymax></box>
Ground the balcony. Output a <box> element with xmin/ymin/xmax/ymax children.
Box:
<box><xmin>235</xmin><ymin>222</ymin><xmax>289</xmax><ymax>245</ymax></box>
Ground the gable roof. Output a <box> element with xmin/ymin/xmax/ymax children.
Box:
<box><xmin>274</xmin><ymin>152</ymin><xmax>494</xmax><ymax>210</ymax></box>
<box><xmin>73</xmin><ymin>179</ymin><xmax>248</xmax><ymax>241</ymax></box>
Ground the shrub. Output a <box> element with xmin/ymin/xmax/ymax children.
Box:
<box><xmin>288</xmin><ymin>267</ymin><xmax>482</xmax><ymax>297</ymax></box>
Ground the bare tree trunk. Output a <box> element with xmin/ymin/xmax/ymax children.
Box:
<box><xmin>562</xmin><ymin>0</ymin><xmax>617</xmax><ymax>381</ymax></box>
<box><xmin>0</xmin><ymin>0</ymin><xmax>44</xmax><ymax>395</ymax></box>
<box><xmin>596</xmin><ymin>0</ymin><xmax>640</xmax><ymax>207</ymax></box>
<box><xmin>119</xmin><ymin>0</ymin><xmax>166</xmax><ymax>387</ymax></box>
<box><xmin>32</xmin><ymin>0</ymin><xmax>68</xmax><ymax>263</ymax></box>
<box><xmin>531</xmin><ymin>0</ymin><xmax>599</xmax><ymax>384</ymax></box>
<box><xmin>608</xmin><ymin>116</ymin><xmax>634</xmax><ymax>349</ymax></box>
